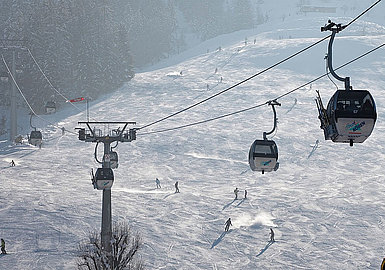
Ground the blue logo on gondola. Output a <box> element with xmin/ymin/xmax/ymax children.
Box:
<box><xmin>261</xmin><ymin>160</ymin><xmax>272</xmax><ymax>166</ymax></box>
<box><xmin>346</xmin><ymin>121</ymin><xmax>365</xmax><ymax>132</ymax></box>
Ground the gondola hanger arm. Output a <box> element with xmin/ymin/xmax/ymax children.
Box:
<box><xmin>263</xmin><ymin>100</ymin><xmax>281</xmax><ymax>140</ymax></box>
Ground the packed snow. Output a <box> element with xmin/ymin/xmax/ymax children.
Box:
<box><xmin>1</xmin><ymin>7</ymin><xmax>385</xmax><ymax>270</ymax></box>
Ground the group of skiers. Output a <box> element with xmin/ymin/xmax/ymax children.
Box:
<box><xmin>233</xmin><ymin>187</ymin><xmax>247</xmax><ymax>200</ymax></box>
<box><xmin>155</xmin><ymin>179</ymin><xmax>275</xmax><ymax>242</ymax></box>
<box><xmin>155</xmin><ymin>178</ymin><xmax>180</xmax><ymax>193</ymax></box>
<box><xmin>228</xmin><ymin>187</ymin><xmax>275</xmax><ymax>242</ymax></box>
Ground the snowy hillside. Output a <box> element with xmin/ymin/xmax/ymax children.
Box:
<box><xmin>1</xmin><ymin>6</ymin><xmax>385</xmax><ymax>270</ymax></box>
<box><xmin>164</xmin><ymin>0</ymin><xmax>385</xmax><ymax>69</ymax></box>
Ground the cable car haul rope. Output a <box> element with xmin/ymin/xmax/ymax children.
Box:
<box><xmin>137</xmin><ymin>0</ymin><xmax>382</xmax><ymax>135</ymax></box>
<box><xmin>138</xmin><ymin>42</ymin><xmax>384</xmax><ymax>137</ymax></box>
<box><xmin>133</xmin><ymin>0</ymin><xmax>383</xmax><ymax>175</ymax></box>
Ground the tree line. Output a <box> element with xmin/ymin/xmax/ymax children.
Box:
<box><xmin>0</xmin><ymin>0</ymin><xmax>264</xmax><ymax>112</ymax></box>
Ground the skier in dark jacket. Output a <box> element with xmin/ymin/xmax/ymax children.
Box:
<box><xmin>269</xmin><ymin>228</ymin><xmax>275</xmax><ymax>242</ymax></box>
<box><xmin>175</xmin><ymin>181</ymin><xmax>180</xmax><ymax>193</ymax></box>
<box><xmin>1</xmin><ymin>238</ymin><xmax>6</xmax><ymax>254</ymax></box>
<box><xmin>156</xmin><ymin>178</ymin><xmax>161</xmax><ymax>189</ymax></box>
<box><xmin>225</xmin><ymin>218</ymin><xmax>232</xmax><ymax>232</ymax></box>
<box><xmin>234</xmin><ymin>188</ymin><xmax>239</xmax><ymax>200</ymax></box>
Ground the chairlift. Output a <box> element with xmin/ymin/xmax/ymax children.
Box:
<box><xmin>248</xmin><ymin>100</ymin><xmax>280</xmax><ymax>174</ymax></box>
<box><xmin>45</xmin><ymin>101</ymin><xmax>56</xmax><ymax>114</ymax></box>
<box><xmin>92</xmin><ymin>168</ymin><xmax>114</xmax><ymax>190</ymax></box>
<box><xmin>316</xmin><ymin>21</ymin><xmax>377</xmax><ymax>146</ymax></box>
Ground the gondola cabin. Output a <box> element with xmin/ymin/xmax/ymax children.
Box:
<box><xmin>102</xmin><ymin>151</ymin><xmax>118</xmax><ymax>169</ymax></box>
<box><xmin>248</xmin><ymin>139</ymin><xmax>279</xmax><ymax>174</ymax></box>
<box><xmin>94</xmin><ymin>168</ymin><xmax>114</xmax><ymax>190</ymax></box>
<box><xmin>45</xmin><ymin>101</ymin><xmax>56</xmax><ymax>114</ymax></box>
<box><xmin>110</xmin><ymin>151</ymin><xmax>118</xmax><ymax>169</ymax></box>
<box><xmin>29</xmin><ymin>130</ymin><xmax>42</xmax><ymax>146</ymax></box>
<box><xmin>326</xmin><ymin>90</ymin><xmax>376</xmax><ymax>145</ymax></box>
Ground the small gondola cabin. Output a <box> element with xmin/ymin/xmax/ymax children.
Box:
<box><xmin>29</xmin><ymin>130</ymin><xmax>42</xmax><ymax>146</ymax></box>
<box><xmin>248</xmin><ymin>139</ymin><xmax>279</xmax><ymax>174</ymax></box>
<box><xmin>110</xmin><ymin>151</ymin><xmax>118</xmax><ymax>169</ymax></box>
<box><xmin>45</xmin><ymin>101</ymin><xmax>56</xmax><ymax>114</ymax></box>
<box><xmin>94</xmin><ymin>168</ymin><xmax>114</xmax><ymax>190</ymax></box>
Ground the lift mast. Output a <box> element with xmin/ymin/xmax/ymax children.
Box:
<box><xmin>76</xmin><ymin>121</ymin><xmax>136</xmax><ymax>257</ymax></box>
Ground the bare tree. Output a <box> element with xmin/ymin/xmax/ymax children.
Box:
<box><xmin>77</xmin><ymin>221</ymin><xmax>144</xmax><ymax>270</ymax></box>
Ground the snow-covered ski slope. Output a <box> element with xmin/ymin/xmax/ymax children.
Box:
<box><xmin>1</xmin><ymin>12</ymin><xmax>385</xmax><ymax>270</ymax></box>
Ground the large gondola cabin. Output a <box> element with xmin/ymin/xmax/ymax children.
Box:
<box><xmin>324</xmin><ymin>89</ymin><xmax>376</xmax><ymax>146</ymax></box>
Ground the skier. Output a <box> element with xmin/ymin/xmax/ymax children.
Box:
<box><xmin>61</xmin><ymin>127</ymin><xmax>65</xmax><ymax>135</ymax></box>
<box><xmin>10</xmin><ymin>160</ymin><xmax>15</xmax><ymax>167</ymax></box>
<box><xmin>234</xmin><ymin>187</ymin><xmax>239</xmax><ymax>200</ymax></box>
<box><xmin>269</xmin><ymin>228</ymin><xmax>275</xmax><ymax>242</ymax></box>
<box><xmin>215</xmin><ymin>67</ymin><xmax>218</xmax><ymax>74</ymax></box>
<box><xmin>224</xmin><ymin>218</ymin><xmax>232</xmax><ymax>232</ymax></box>
<box><xmin>1</xmin><ymin>238</ymin><xmax>6</xmax><ymax>254</ymax></box>
<box><xmin>175</xmin><ymin>181</ymin><xmax>180</xmax><ymax>193</ymax></box>
<box><xmin>244</xmin><ymin>189</ymin><xmax>247</xmax><ymax>199</ymax></box>
<box><xmin>155</xmin><ymin>178</ymin><xmax>161</xmax><ymax>189</ymax></box>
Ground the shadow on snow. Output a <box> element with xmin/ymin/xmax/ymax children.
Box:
<box><xmin>222</xmin><ymin>199</ymin><xmax>236</xmax><ymax>210</ymax></box>
<box><xmin>163</xmin><ymin>192</ymin><xmax>179</xmax><ymax>199</ymax></box>
<box><xmin>210</xmin><ymin>230</ymin><xmax>231</xmax><ymax>249</ymax></box>
<box><xmin>236</xmin><ymin>198</ymin><xmax>246</xmax><ymax>207</ymax></box>
<box><xmin>256</xmin><ymin>240</ymin><xmax>274</xmax><ymax>257</ymax></box>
